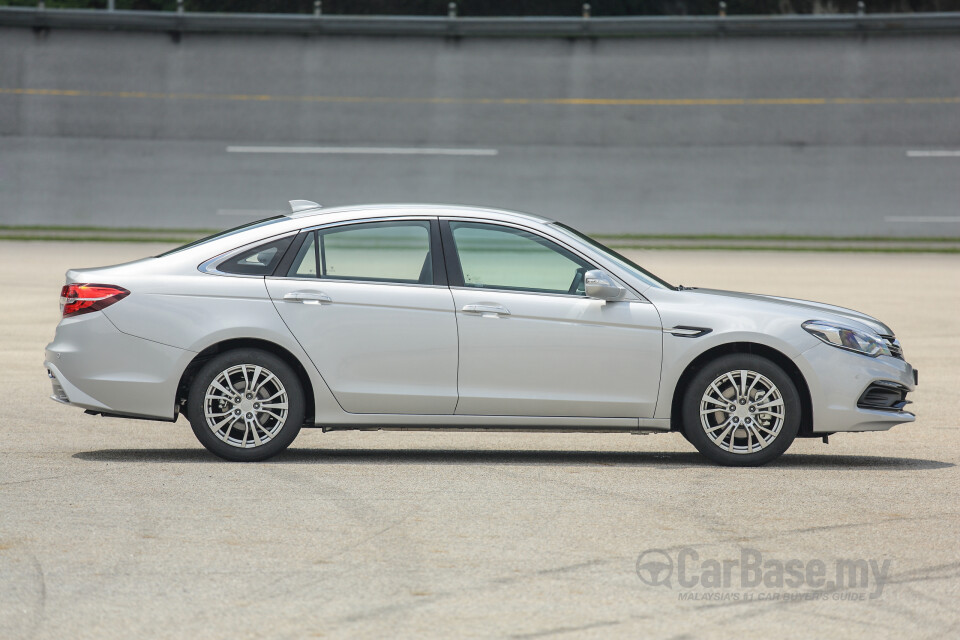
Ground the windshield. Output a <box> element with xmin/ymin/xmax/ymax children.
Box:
<box><xmin>156</xmin><ymin>216</ymin><xmax>286</xmax><ymax>258</ymax></box>
<box><xmin>551</xmin><ymin>223</ymin><xmax>675</xmax><ymax>290</ymax></box>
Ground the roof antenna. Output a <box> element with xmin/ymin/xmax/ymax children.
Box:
<box><xmin>288</xmin><ymin>200</ymin><xmax>321</xmax><ymax>214</ymax></box>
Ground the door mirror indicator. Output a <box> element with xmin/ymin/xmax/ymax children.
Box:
<box><xmin>584</xmin><ymin>270</ymin><xmax>626</xmax><ymax>301</ymax></box>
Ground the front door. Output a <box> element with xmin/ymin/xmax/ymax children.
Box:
<box><xmin>267</xmin><ymin>219</ymin><xmax>458</xmax><ymax>415</ymax></box>
<box><xmin>443</xmin><ymin>220</ymin><xmax>662</xmax><ymax>418</ymax></box>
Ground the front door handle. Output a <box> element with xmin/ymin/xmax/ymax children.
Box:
<box><xmin>283</xmin><ymin>291</ymin><xmax>332</xmax><ymax>304</ymax></box>
<box><xmin>461</xmin><ymin>303</ymin><xmax>510</xmax><ymax>317</ymax></box>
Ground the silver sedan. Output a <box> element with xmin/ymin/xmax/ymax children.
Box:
<box><xmin>45</xmin><ymin>202</ymin><xmax>918</xmax><ymax>465</ymax></box>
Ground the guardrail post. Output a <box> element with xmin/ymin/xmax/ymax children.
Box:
<box><xmin>177</xmin><ymin>0</ymin><xmax>184</xmax><ymax>14</ymax></box>
<box><xmin>107</xmin><ymin>0</ymin><xmax>115</xmax><ymax>11</ymax></box>
<box><xmin>37</xmin><ymin>0</ymin><xmax>44</xmax><ymax>9</ymax></box>
<box><xmin>857</xmin><ymin>1</ymin><xmax>865</xmax><ymax>15</ymax></box>
<box><xmin>582</xmin><ymin>3</ymin><xmax>591</xmax><ymax>19</ymax></box>
<box><xmin>448</xmin><ymin>2</ymin><xmax>457</xmax><ymax>18</ymax></box>
<box><xmin>719</xmin><ymin>1</ymin><xmax>727</xmax><ymax>17</ymax></box>
<box><xmin>314</xmin><ymin>0</ymin><xmax>321</xmax><ymax>16</ymax></box>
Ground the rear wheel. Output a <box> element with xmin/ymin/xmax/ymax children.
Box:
<box><xmin>682</xmin><ymin>354</ymin><xmax>800</xmax><ymax>466</ymax></box>
<box><xmin>187</xmin><ymin>349</ymin><xmax>305</xmax><ymax>461</ymax></box>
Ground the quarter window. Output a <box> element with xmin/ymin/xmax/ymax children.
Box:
<box><xmin>287</xmin><ymin>221</ymin><xmax>434</xmax><ymax>285</ymax></box>
<box><xmin>449</xmin><ymin>222</ymin><xmax>592</xmax><ymax>295</ymax></box>
<box><xmin>216</xmin><ymin>236</ymin><xmax>293</xmax><ymax>276</ymax></box>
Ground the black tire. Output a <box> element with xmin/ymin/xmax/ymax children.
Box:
<box><xmin>188</xmin><ymin>349</ymin><xmax>305</xmax><ymax>462</ymax></box>
<box><xmin>682</xmin><ymin>354</ymin><xmax>800</xmax><ymax>466</ymax></box>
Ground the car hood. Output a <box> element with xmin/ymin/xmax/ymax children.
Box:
<box><xmin>687</xmin><ymin>288</ymin><xmax>893</xmax><ymax>336</ymax></box>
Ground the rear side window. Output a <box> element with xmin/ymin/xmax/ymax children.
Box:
<box><xmin>288</xmin><ymin>233</ymin><xmax>318</xmax><ymax>278</ymax></box>
<box><xmin>216</xmin><ymin>236</ymin><xmax>293</xmax><ymax>276</ymax></box>
<box><xmin>287</xmin><ymin>221</ymin><xmax>433</xmax><ymax>285</ymax></box>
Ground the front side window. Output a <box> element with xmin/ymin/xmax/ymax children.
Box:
<box><xmin>287</xmin><ymin>221</ymin><xmax>434</xmax><ymax>285</ymax></box>
<box><xmin>449</xmin><ymin>221</ymin><xmax>593</xmax><ymax>295</ymax></box>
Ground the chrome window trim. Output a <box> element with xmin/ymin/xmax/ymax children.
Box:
<box><xmin>197</xmin><ymin>213</ymin><xmax>648</xmax><ymax>303</ymax></box>
<box><xmin>200</xmin><ymin>216</ymin><xmax>436</xmax><ymax>280</ymax></box>
<box><xmin>302</xmin><ymin>215</ymin><xmax>438</xmax><ymax>233</ymax></box>
<box><xmin>266</xmin><ymin>276</ymin><xmax>450</xmax><ymax>291</ymax></box>
<box><xmin>449</xmin><ymin>285</ymin><xmax>647</xmax><ymax>303</ymax></box>
<box><xmin>450</xmin><ymin>285</ymin><xmax>585</xmax><ymax>300</ymax></box>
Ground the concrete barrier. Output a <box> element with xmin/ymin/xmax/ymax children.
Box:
<box><xmin>3</xmin><ymin>6</ymin><xmax>960</xmax><ymax>38</ymax></box>
<box><xmin>1</xmin><ymin>17</ymin><xmax>958</xmax><ymax>235</ymax></box>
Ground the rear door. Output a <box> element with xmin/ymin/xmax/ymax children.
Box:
<box><xmin>266</xmin><ymin>218</ymin><xmax>458</xmax><ymax>415</ymax></box>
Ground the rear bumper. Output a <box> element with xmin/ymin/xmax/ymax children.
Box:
<box><xmin>794</xmin><ymin>342</ymin><xmax>917</xmax><ymax>433</ymax></box>
<box><xmin>44</xmin><ymin>312</ymin><xmax>192</xmax><ymax>420</ymax></box>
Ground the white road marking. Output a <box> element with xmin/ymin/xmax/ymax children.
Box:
<box><xmin>885</xmin><ymin>216</ymin><xmax>960</xmax><ymax>223</ymax></box>
<box><xmin>226</xmin><ymin>146</ymin><xmax>498</xmax><ymax>156</ymax></box>
<box><xmin>217</xmin><ymin>209</ymin><xmax>281</xmax><ymax>216</ymax></box>
<box><xmin>906</xmin><ymin>150</ymin><xmax>960</xmax><ymax>157</ymax></box>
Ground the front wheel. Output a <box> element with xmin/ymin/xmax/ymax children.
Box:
<box><xmin>682</xmin><ymin>354</ymin><xmax>800</xmax><ymax>466</ymax></box>
<box><xmin>187</xmin><ymin>349</ymin><xmax>305</xmax><ymax>461</ymax></box>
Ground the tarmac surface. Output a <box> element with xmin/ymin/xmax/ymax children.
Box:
<box><xmin>1</xmin><ymin>241</ymin><xmax>958</xmax><ymax>639</ymax></box>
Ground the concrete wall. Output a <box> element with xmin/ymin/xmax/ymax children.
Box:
<box><xmin>1</xmin><ymin>27</ymin><xmax>958</xmax><ymax>234</ymax></box>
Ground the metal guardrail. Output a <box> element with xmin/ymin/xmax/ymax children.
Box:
<box><xmin>2</xmin><ymin>6</ymin><xmax>960</xmax><ymax>37</ymax></box>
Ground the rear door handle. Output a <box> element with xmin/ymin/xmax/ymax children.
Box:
<box><xmin>461</xmin><ymin>304</ymin><xmax>510</xmax><ymax>317</ymax></box>
<box><xmin>283</xmin><ymin>291</ymin><xmax>332</xmax><ymax>304</ymax></box>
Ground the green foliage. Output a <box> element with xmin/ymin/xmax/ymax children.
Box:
<box><xmin>2</xmin><ymin>0</ymin><xmax>104</xmax><ymax>7</ymax></box>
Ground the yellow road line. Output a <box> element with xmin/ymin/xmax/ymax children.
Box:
<box><xmin>1</xmin><ymin>87</ymin><xmax>958</xmax><ymax>106</ymax></box>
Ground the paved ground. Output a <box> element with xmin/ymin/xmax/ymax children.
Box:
<box><xmin>2</xmin><ymin>29</ymin><xmax>959</xmax><ymax>234</ymax></box>
<box><xmin>1</xmin><ymin>241</ymin><xmax>958</xmax><ymax>639</ymax></box>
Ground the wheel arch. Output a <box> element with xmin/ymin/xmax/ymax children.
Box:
<box><xmin>669</xmin><ymin>342</ymin><xmax>814</xmax><ymax>437</ymax></box>
<box><xmin>176</xmin><ymin>338</ymin><xmax>315</xmax><ymax>423</ymax></box>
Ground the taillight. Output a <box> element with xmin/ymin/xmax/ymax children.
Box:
<box><xmin>60</xmin><ymin>284</ymin><xmax>130</xmax><ymax>317</ymax></box>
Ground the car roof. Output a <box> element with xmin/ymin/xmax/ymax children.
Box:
<box><xmin>288</xmin><ymin>203</ymin><xmax>555</xmax><ymax>227</ymax></box>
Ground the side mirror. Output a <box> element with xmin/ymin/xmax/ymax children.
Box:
<box><xmin>584</xmin><ymin>269</ymin><xmax>626</xmax><ymax>301</ymax></box>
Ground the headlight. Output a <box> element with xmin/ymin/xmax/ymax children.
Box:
<box><xmin>802</xmin><ymin>320</ymin><xmax>892</xmax><ymax>358</ymax></box>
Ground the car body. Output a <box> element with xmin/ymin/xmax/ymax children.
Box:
<box><xmin>45</xmin><ymin>202</ymin><xmax>918</xmax><ymax>465</ymax></box>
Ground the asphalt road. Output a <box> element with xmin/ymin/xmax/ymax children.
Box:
<box><xmin>1</xmin><ymin>241</ymin><xmax>958</xmax><ymax>638</ymax></box>
<box><xmin>1</xmin><ymin>28</ymin><xmax>959</xmax><ymax>234</ymax></box>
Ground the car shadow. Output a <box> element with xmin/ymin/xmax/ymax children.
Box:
<box><xmin>71</xmin><ymin>448</ymin><xmax>954</xmax><ymax>470</ymax></box>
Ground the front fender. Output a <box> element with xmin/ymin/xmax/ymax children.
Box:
<box><xmin>652</xmin><ymin>328</ymin><xmax>815</xmax><ymax>421</ymax></box>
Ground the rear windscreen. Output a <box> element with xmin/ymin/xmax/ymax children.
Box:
<box><xmin>156</xmin><ymin>216</ymin><xmax>286</xmax><ymax>258</ymax></box>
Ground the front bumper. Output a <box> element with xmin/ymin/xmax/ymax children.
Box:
<box><xmin>45</xmin><ymin>311</ymin><xmax>192</xmax><ymax>420</ymax></box>
<box><xmin>794</xmin><ymin>342</ymin><xmax>917</xmax><ymax>433</ymax></box>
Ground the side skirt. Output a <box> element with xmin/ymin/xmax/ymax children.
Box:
<box><xmin>310</xmin><ymin>416</ymin><xmax>671</xmax><ymax>435</ymax></box>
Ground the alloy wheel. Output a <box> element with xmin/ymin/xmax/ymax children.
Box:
<box><xmin>699</xmin><ymin>369</ymin><xmax>785</xmax><ymax>454</ymax></box>
<box><xmin>203</xmin><ymin>364</ymin><xmax>289</xmax><ymax>449</ymax></box>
